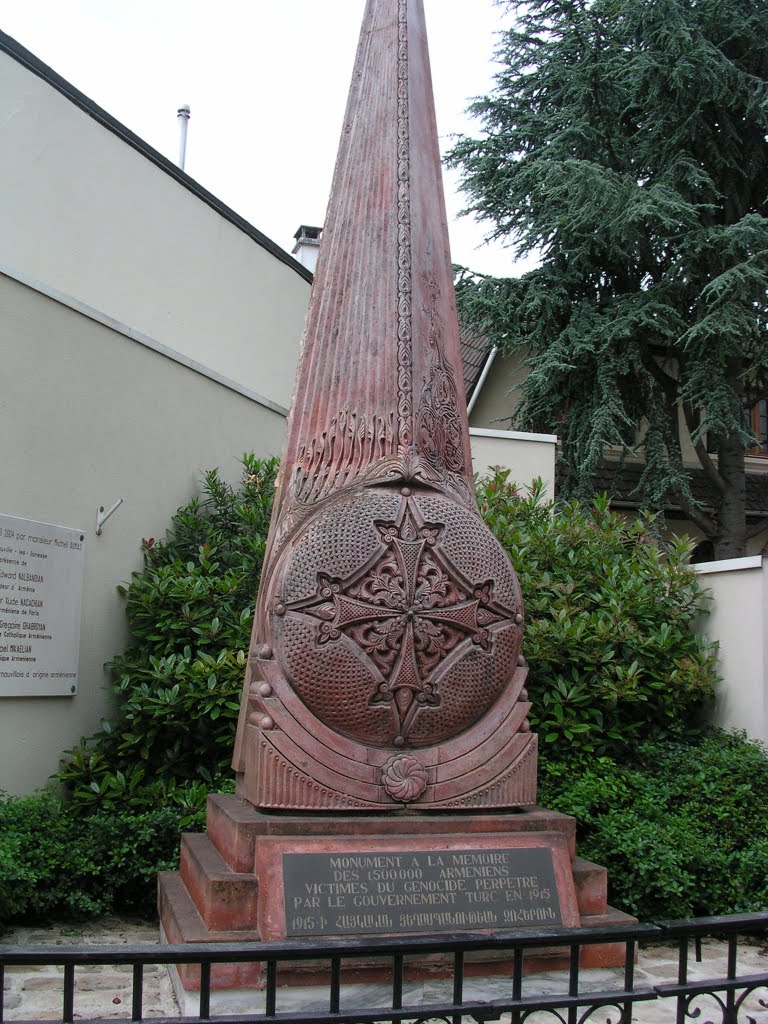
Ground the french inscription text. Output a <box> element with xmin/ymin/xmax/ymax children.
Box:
<box><xmin>282</xmin><ymin>846</ymin><xmax>562</xmax><ymax>936</ymax></box>
<box><xmin>0</xmin><ymin>514</ymin><xmax>85</xmax><ymax>697</ymax></box>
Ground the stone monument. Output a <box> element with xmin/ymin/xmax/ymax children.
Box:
<box><xmin>159</xmin><ymin>0</ymin><xmax>633</xmax><ymax>998</ymax></box>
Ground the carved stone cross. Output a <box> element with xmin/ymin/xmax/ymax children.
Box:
<box><xmin>292</xmin><ymin>495</ymin><xmax>513</xmax><ymax>744</ymax></box>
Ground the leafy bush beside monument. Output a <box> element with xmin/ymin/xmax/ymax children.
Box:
<box><xmin>478</xmin><ymin>471</ymin><xmax>718</xmax><ymax>755</ymax></box>
<box><xmin>0</xmin><ymin>793</ymin><xmax>181</xmax><ymax>922</ymax></box>
<box><xmin>0</xmin><ymin>457</ymin><xmax>765</xmax><ymax>925</ymax></box>
<box><xmin>538</xmin><ymin>733</ymin><xmax>768</xmax><ymax>918</ymax></box>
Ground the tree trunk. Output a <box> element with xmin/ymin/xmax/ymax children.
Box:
<box><xmin>713</xmin><ymin>433</ymin><xmax>747</xmax><ymax>559</ymax></box>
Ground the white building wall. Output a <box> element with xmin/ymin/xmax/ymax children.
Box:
<box><xmin>694</xmin><ymin>556</ymin><xmax>768</xmax><ymax>745</ymax></box>
<box><xmin>0</xmin><ymin>273</ymin><xmax>288</xmax><ymax>796</ymax></box>
<box><xmin>0</xmin><ymin>42</ymin><xmax>317</xmax><ymax>795</ymax></box>
<box><xmin>469</xmin><ymin>427</ymin><xmax>557</xmax><ymax>494</ymax></box>
<box><xmin>0</xmin><ymin>49</ymin><xmax>310</xmax><ymax>413</ymax></box>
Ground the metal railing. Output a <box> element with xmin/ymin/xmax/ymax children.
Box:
<box><xmin>1</xmin><ymin>912</ymin><xmax>766</xmax><ymax>1024</ymax></box>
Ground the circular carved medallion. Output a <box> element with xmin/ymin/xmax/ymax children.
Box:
<box><xmin>381</xmin><ymin>755</ymin><xmax>428</xmax><ymax>802</ymax></box>
<box><xmin>267</xmin><ymin>486</ymin><xmax>523</xmax><ymax>748</ymax></box>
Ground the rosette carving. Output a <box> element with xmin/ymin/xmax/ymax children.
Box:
<box><xmin>381</xmin><ymin>754</ymin><xmax>428</xmax><ymax>803</ymax></box>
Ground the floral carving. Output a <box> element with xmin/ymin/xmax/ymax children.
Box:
<box><xmin>418</xmin><ymin>269</ymin><xmax>466</xmax><ymax>476</ymax></box>
<box><xmin>381</xmin><ymin>754</ymin><xmax>428</xmax><ymax>802</ymax></box>
<box><xmin>293</xmin><ymin>410</ymin><xmax>396</xmax><ymax>505</ymax></box>
<box><xmin>396</xmin><ymin>0</ymin><xmax>413</xmax><ymax>455</ymax></box>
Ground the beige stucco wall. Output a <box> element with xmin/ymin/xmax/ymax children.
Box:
<box><xmin>661</xmin><ymin>518</ymin><xmax>768</xmax><ymax>557</ymax></box>
<box><xmin>0</xmin><ymin>50</ymin><xmax>310</xmax><ymax>412</ymax></box>
<box><xmin>694</xmin><ymin>557</ymin><xmax>768</xmax><ymax>745</ymax></box>
<box><xmin>0</xmin><ymin>274</ymin><xmax>288</xmax><ymax>795</ymax></box>
<box><xmin>469</xmin><ymin>427</ymin><xmax>557</xmax><ymax>495</ymax></box>
<box><xmin>468</xmin><ymin>351</ymin><xmax>528</xmax><ymax>430</ymax></box>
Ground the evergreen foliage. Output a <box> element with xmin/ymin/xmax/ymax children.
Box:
<box><xmin>447</xmin><ymin>0</ymin><xmax>768</xmax><ymax>557</ymax></box>
<box><xmin>0</xmin><ymin>790</ymin><xmax>181</xmax><ymax>921</ymax></box>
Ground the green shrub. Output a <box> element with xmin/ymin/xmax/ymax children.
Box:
<box><xmin>0</xmin><ymin>791</ymin><xmax>183</xmax><ymax>923</ymax></box>
<box><xmin>538</xmin><ymin>732</ymin><xmax>768</xmax><ymax>918</ymax></box>
<box><xmin>478</xmin><ymin>472</ymin><xmax>719</xmax><ymax>756</ymax></box>
<box><xmin>55</xmin><ymin>455</ymin><xmax>277</xmax><ymax>812</ymax></box>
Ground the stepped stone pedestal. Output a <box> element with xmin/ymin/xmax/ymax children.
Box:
<box><xmin>159</xmin><ymin>793</ymin><xmax>635</xmax><ymax>999</ymax></box>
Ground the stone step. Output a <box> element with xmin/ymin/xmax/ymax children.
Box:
<box><xmin>157</xmin><ymin>871</ymin><xmax>262</xmax><ymax>993</ymax></box>
<box><xmin>207</xmin><ymin>793</ymin><xmax>265</xmax><ymax>872</ymax></box>
<box><xmin>571</xmin><ymin>857</ymin><xmax>608</xmax><ymax>916</ymax></box>
<box><xmin>206</xmin><ymin>792</ymin><xmax>579</xmax><ymax>872</ymax></box>
<box><xmin>179</xmin><ymin>832</ymin><xmax>259</xmax><ymax>931</ymax></box>
<box><xmin>579</xmin><ymin>906</ymin><xmax>640</xmax><ymax>968</ymax></box>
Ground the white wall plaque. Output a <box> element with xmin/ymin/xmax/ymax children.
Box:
<box><xmin>0</xmin><ymin>513</ymin><xmax>85</xmax><ymax>697</ymax></box>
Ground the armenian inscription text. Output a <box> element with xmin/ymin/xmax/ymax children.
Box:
<box><xmin>282</xmin><ymin>847</ymin><xmax>562</xmax><ymax>936</ymax></box>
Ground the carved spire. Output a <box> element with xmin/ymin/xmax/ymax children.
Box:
<box><xmin>233</xmin><ymin>0</ymin><xmax>536</xmax><ymax>812</ymax></box>
<box><xmin>275</xmin><ymin>0</ymin><xmax>473</xmax><ymax>530</ymax></box>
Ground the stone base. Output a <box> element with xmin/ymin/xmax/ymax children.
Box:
<box><xmin>158</xmin><ymin>794</ymin><xmax>636</xmax><ymax>997</ymax></box>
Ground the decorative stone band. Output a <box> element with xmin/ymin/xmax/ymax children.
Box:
<box><xmin>239</xmin><ymin>647</ymin><xmax>536</xmax><ymax>810</ymax></box>
<box><xmin>396</xmin><ymin>0</ymin><xmax>414</xmax><ymax>455</ymax></box>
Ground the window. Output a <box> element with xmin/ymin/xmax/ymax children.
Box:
<box><xmin>706</xmin><ymin>401</ymin><xmax>768</xmax><ymax>457</ymax></box>
<box><xmin>748</xmin><ymin>400</ymin><xmax>768</xmax><ymax>457</ymax></box>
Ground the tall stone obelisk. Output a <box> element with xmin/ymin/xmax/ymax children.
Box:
<box><xmin>232</xmin><ymin>0</ymin><xmax>537</xmax><ymax>812</ymax></box>
<box><xmin>159</xmin><ymin>4</ymin><xmax>633</xmax><ymax>992</ymax></box>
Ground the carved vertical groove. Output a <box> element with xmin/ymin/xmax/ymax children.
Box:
<box><xmin>255</xmin><ymin>734</ymin><xmax>370</xmax><ymax>811</ymax></box>
<box><xmin>396</xmin><ymin>0</ymin><xmax>413</xmax><ymax>455</ymax></box>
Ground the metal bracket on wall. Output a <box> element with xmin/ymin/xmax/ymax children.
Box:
<box><xmin>96</xmin><ymin>498</ymin><xmax>123</xmax><ymax>536</ymax></box>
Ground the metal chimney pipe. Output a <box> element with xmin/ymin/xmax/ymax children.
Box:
<box><xmin>177</xmin><ymin>104</ymin><xmax>190</xmax><ymax>170</ymax></box>
<box><xmin>467</xmin><ymin>345</ymin><xmax>499</xmax><ymax>415</ymax></box>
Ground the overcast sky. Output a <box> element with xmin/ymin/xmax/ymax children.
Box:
<box><xmin>2</xmin><ymin>0</ymin><xmax>531</xmax><ymax>278</ymax></box>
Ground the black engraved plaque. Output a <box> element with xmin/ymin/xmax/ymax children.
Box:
<box><xmin>282</xmin><ymin>847</ymin><xmax>563</xmax><ymax>937</ymax></box>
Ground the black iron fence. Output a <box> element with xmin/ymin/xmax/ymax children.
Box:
<box><xmin>1</xmin><ymin>912</ymin><xmax>766</xmax><ymax>1024</ymax></box>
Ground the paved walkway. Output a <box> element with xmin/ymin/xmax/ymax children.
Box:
<box><xmin>2</xmin><ymin>917</ymin><xmax>767</xmax><ymax>1022</ymax></box>
<box><xmin>1</xmin><ymin>919</ymin><xmax>177</xmax><ymax>1021</ymax></box>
